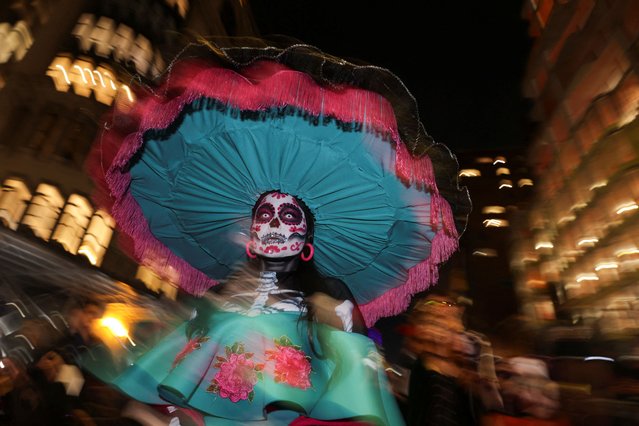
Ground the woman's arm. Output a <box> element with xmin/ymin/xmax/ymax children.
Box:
<box><xmin>308</xmin><ymin>278</ymin><xmax>367</xmax><ymax>334</ymax></box>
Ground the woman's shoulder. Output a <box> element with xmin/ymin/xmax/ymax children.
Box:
<box><xmin>319</xmin><ymin>277</ymin><xmax>355</xmax><ymax>301</ymax></box>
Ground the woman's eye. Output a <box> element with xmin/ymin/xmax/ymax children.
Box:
<box><xmin>279</xmin><ymin>206</ymin><xmax>302</xmax><ymax>224</ymax></box>
<box><xmin>255</xmin><ymin>204</ymin><xmax>275</xmax><ymax>222</ymax></box>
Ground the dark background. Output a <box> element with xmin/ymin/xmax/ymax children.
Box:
<box><xmin>250</xmin><ymin>1</ymin><xmax>534</xmax><ymax>151</ymax></box>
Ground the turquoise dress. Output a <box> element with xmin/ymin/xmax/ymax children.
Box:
<box><xmin>98</xmin><ymin>272</ymin><xmax>405</xmax><ymax>425</ymax></box>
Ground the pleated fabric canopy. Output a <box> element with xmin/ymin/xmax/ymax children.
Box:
<box><xmin>87</xmin><ymin>42</ymin><xmax>470</xmax><ymax>327</ymax></box>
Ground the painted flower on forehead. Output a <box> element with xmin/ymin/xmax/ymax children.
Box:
<box><xmin>250</xmin><ymin>192</ymin><xmax>307</xmax><ymax>258</ymax></box>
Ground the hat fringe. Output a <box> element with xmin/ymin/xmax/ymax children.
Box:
<box><xmin>88</xmin><ymin>58</ymin><xmax>461</xmax><ymax>323</ymax></box>
<box><xmin>360</xmin><ymin>229</ymin><xmax>459</xmax><ymax>327</ymax></box>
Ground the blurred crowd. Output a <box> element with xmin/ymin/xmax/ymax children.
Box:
<box><xmin>385</xmin><ymin>293</ymin><xmax>639</xmax><ymax>426</ymax></box>
<box><xmin>4</xmin><ymin>290</ymin><xmax>639</xmax><ymax>425</ymax></box>
<box><xmin>0</xmin><ymin>296</ymin><xmax>185</xmax><ymax>426</ymax></box>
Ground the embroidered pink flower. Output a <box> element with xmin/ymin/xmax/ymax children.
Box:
<box><xmin>207</xmin><ymin>342</ymin><xmax>264</xmax><ymax>403</ymax></box>
<box><xmin>171</xmin><ymin>336</ymin><xmax>209</xmax><ymax>370</ymax></box>
<box><xmin>266</xmin><ymin>336</ymin><xmax>312</xmax><ymax>389</ymax></box>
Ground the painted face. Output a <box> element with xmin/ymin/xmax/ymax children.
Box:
<box><xmin>251</xmin><ymin>192</ymin><xmax>307</xmax><ymax>258</ymax></box>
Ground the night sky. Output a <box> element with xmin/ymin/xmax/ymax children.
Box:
<box><xmin>248</xmin><ymin>2</ymin><xmax>535</xmax><ymax>357</ymax></box>
<box><xmin>250</xmin><ymin>1</ymin><xmax>534</xmax><ymax>152</ymax></box>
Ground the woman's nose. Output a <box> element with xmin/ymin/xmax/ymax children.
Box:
<box><xmin>269</xmin><ymin>217</ymin><xmax>280</xmax><ymax>227</ymax></box>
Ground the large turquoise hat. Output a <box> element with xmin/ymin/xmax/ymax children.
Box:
<box><xmin>87</xmin><ymin>41</ymin><xmax>470</xmax><ymax>327</ymax></box>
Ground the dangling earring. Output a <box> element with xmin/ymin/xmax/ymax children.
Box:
<box><xmin>246</xmin><ymin>241</ymin><xmax>257</xmax><ymax>259</ymax></box>
<box><xmin>300</xmin><ymin>243</ymin><xmax>314</xmax><ymax>262</ymax></box>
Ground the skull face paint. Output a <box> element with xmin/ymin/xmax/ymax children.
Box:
<box><xmin>251</xmin><ymin>192</ymin><xmax>307</xmax><ymax>258</ymax></box>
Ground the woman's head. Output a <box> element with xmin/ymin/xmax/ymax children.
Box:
<box><xmin>250</xmin><ymin>191</ymin><xmax>312</xmax><ymax>259</ymax></box>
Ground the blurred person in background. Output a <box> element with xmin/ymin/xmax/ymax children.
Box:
<box><xmin>481</xmin><ymin>356</ymin><xmax>570</xmax><ymax>426</ymax></box>
<box><xmin>64</xmin><ymin>297</ymin><xmax>106</xmax><ymax>350</ymax></box>
<box><xmin>63</xmin><ymin>297</ymin><xmax>120</xmax><ymax>383</ymax></box>
<box><xmin>0</xmin><ymin>355</ymin><xmax>41</xmax><ymax>426</ymax></box>
<box><xmin>0</xmin><ymin>350</ymin><xmax>77</xmax><ymax>426</ymax></box>
<box><xmin>404</xmin><ymin>294</ymin><xmax>503</xmax><ymax>426</ymax></box>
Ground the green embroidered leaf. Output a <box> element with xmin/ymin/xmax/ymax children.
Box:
<box><xmin>238</xmin><ymin>343</ymin><xmax>245</xmax><ymax>353</ymax></box>
<box><xmin>231</xmin><ymin>342</ymin><xmax>239</xmax><ymax>353</ymax></box>
<box><xmin>280</xmin><ymin>336</ymin><xmax>293</xmax><ymax>347</ymax></box>
<box><xmin>245</xmin><ymin>352</ymin><xmax>253</xmax><ymax>359</ymax></box>
<box><xmin>256</xmin><ymin>372</ymin><xmax>264</xmax><ymax>381</ymax></box>
<box><xmin>225</xmin><ymin>346</ymin><xmax>232</xmax><ymax>357</ymax></box>
<box><xmin>248</xmin><ymin>390</ymin><xmax>255</xmax><ymax>402</ymax></box>
<box><xmin>194</xmin><ymin>343</ymin><xmax>201</xmax><ymax>349</ymax></box>
<box><xmin>206</xmin><ymin>383</ymin><xmax>219</xmax><ymax>393</ymax></box>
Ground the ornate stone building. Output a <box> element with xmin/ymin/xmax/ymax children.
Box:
<box><xmin>0</xmin><ymin>0</ymin><xmax>257</xmax><ymax>362</ymax></box>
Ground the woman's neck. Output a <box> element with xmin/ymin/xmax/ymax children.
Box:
<box><xmin>259</xmin><ymin>256</ymin><xmax>300</xmax><ymax>273</ymax></box>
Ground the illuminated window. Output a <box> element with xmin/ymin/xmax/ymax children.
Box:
<box><xmin>496</xmin><ymin>167</ymin><xmax>510</xmax><ymax>175</ymax></box>
<box><xmin>72</xmin><ymin>14</ymin><xmax>94</xmax><ymax>52</ymax></box>
<box><xmin>535</xmin><ymin>241</ymin><xmax>553</xmax><ymax>250</ymax></box>
<box><xmin>130</xmin><ymin>34</ymin><xmax>152</xmax><ymax>75</ymax></box>
<box><xmin>0</xmin><ymin>179</ymin><xmax>31</xmax><ymax>230</ymax></box>
<box><xmin>52</xmin><ymin>194</ymin><xmax>93</xmax><ymax>255</ymax></box>
<box><xmin>0</xmin><ymin>23</ymin><xmax>10</xmax><ymax>62</ymax></box>
<box><xmin>459</xmin><ymin>169</ymin><xmax>481</xmax><ymax>177</ymax></box>
<box><xmin>589</xmin><ymin>180</ymin><xmax>607</xmax><ymax>191</ymax></box>
<box><xmin>493</xmin><ymin>156</ymin><xmax>506</xmax><ymax>165</ymax></box>
<box><xmin>78</xmin><ymin>210</ymin><xmax>114</xmax><ymax>266</ymax></box>
<box><xmin>482</xmin><ymin>219</ymin><xmax>509</xmax><ymax>227</ymax></box>
<box><xmin>69</xmin><ymin>58</ymin><xmax>94</xmax><ymax>98</ymax></box>
<box><xmin>47</xmin><ymin>56</ymin><xmax>134</xmax><ymax>106</ymax></box>
<box><xmin>93</xmin><ymin>65</ymin><xmax>118</xmax><ymax>106</ymax></box>
<box><xmin>0</xmin><ymin>21</ymin><xmax>33</xmax><ymax>63</ymax></box>
<box><xmin>576</xmin><ymin>236</ymin><xmax>598</xmax><ymax>248</ymax></box>
<box><xmin>482</xmin><ymin>206</ymin><xmax>505</xmax><ymax>214</ymax></box>
<box><xmin>46</xmin><ymin>56</ymin><xmax>73</xmax><ymax>92</ymax></box>
<box><xmin>475</xmin><ymin>157</ymin><xmax>493</xmax><ymax>164</ymax></box>
<box><xmin>135</xmin><ymin>265</ymin><xmax>178</xmax><ymax>300</ymax></box>
<box><xmin>616</xmin><ymin>247</ymin><xmax>639</xmax><ymax>258</ymax></box>
<box><xmin>616</xmin><ymin>201</ymin><xmax>638</xmax><ymax>215</ymax></box>
<box><xmin>557</xmin><ymin>214</ymin><xmax>576</xmax><ymax>225</ymax></box>
<box><xmin>21</xmin><ymin>183</ymin><xmax>64</xmax><ymax>241</ymax></box>
<box><xmin>90</xmin><ymin>17</ymin><xmax>115</xmax><ymax>57</ymax></box>
<box><xmin>498</xmin><ymin>179</ymin><xmax>513</xmax><ymax>189</ymax></box>
<box><xmin>595</xmin><ymin>261</ymin><xmax>618</xmax><ymax>272</ymax></box>
<box><xmin>576</xmin><ymin>273</ymin><xmax>599</xmax><ymax>283</ymax></box>
<box><xmin>472</xmin><ymin>248</ymin><xmax>498</xmax><ymax>257</ymax></box>
<box><xmin>111</xmin><ymin>24</ymin><xmax>134</xmax><ymax>62</ymax></box>
<box><xmin>518</xmin><ymin>178</ymin><xmax>534</xmax><ymax>187</ymax></box>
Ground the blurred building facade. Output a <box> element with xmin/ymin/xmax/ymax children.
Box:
<box><xmin>514</xmin><ymin>0</ymin><xmax>639</xmax><ymax>346</ymax></box>
<box><xmin>0</xmin><ymin>0</ymin><xmax>257</xmax><ymax>363</ymax></box>
<box><xmin>455</xmin><ymin>149</ymin><xmax>535</xmax><ymax>333</ymax></box>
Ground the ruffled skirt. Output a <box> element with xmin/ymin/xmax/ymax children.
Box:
<box><xmin>103</xmin><ymin>311</ymin><xmax>404</xmax><ymax>425</ymax></box>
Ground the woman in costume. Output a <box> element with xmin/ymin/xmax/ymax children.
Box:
<box><xmin>85</xmin><ymin>39</ymin><xmax>470</xmax><ymax>425</ymax></box>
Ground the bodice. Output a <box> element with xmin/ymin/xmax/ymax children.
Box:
<box><xmin>221</xmin><ymin>271</ymin><xmax>305</xmax><ymax>316</ymax></box>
